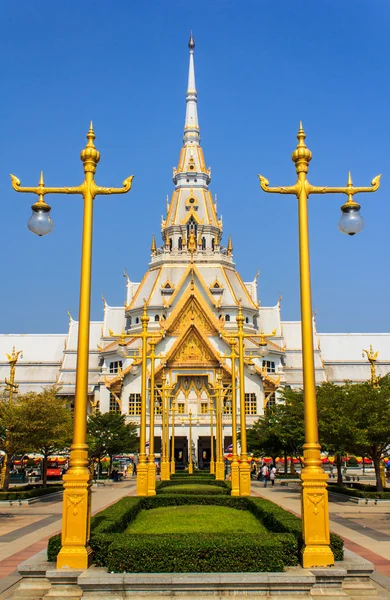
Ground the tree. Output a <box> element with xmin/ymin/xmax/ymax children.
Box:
<box><xmin>87</xmin><ymin>411</ymin><xmax>138</xmax><ymax>474</ymax></box>
<box><xmin>346</xmin><ymin>380</ymin><xmax>390</xmax><ymax>492</ymax></box>
<box><xmin>0</xmin><ymin>396</ymin><xmax>26</xmax><ymax>491</ymax></box>
<box><xmin>16</xmin><ymin>387</ymin><xmax>73</xmax><ymax>487</ymax></box>
<box><xmin>317</xmin><ymin>382</ymin><xmax>360</xmax><ymax>486</ymax></box>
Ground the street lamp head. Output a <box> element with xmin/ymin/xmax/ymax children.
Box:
<box><xmin>28</xmin><ymin>197</ymin><xmax>54</xmax><ymax>236</ymax></box>
<box><xmin>338</xmin><ymin>199</ymin><xmax>364</xmax><ymax>236</ymax></box>
<box><xmin>247</xmin><ymin>358</ymin><xmax>256</xmax><ymax>374</ymax></box>
<box><xmin>258</xmin><ymin>342</ymin><xmax>268</xmax><ymax>358</ymax></box>
<box><xmin>117</xmin><ymin>344</ymin><xmax>127</xmax><ymax>359</ymax></box>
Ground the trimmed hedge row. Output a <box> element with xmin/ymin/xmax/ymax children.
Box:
<box><xmin>106</xmin><ymin>532</ymin><xmax>296</xmax><ymax>573</ymax></box>
<box><xmin>157</xmin><ymin>478</ymin><xmax>228</xmax><ymax>490</ymax></box>
<box><xmin>47</xmin><ymin>493</ymin><xmax>344</xmax><ymax>568</ymax></box>
<box><xmin>0</xmin><ymin>485</ymin><xmax>63</xmax><ymax>501</ymax></box>
<box><xmin>170</xmin><ymin>472</ymin><xmax>215</xmax><ymax>479</ymax></box>
<box><xmin>277</xmin><ymin>473</ymin><xmax>301</xmax><ymax>480</ymax></box>
<box><xmin>328</xmin><ymin>483</ymin><xmax>390</xmax><ymax>500</ymax></box>
<box><xmin>158</xmin><ymin>485</ymin><xmax>230</xmax><ymax>496</ymax></box>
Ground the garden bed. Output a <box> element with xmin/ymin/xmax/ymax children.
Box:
<box><xmin>47</xmin><ymin>493</ymin><xmax>343</xmax><ymax>572</ymax></box>
<box><xmin>158</xmin><ymin>484</ymin><xmax>229</xmax><ymax>495</ymax></box>
<box><xmin>0</xmin><ymin>484</ymin><xmax>63</xmax><ymax>501</ymax></box>
<box><xmin>328</xmin><ymin>482</ymin><xmax>390</xmax><ymax>499</ymax></box>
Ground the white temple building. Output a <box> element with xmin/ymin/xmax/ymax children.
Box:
<box><xmin>1</xmin><ymin>36</ymin><xmax>389</xmax><ymax>467</ymax></box>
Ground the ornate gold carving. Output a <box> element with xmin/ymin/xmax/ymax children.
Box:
<box><xmin>170</xmin><ymin>297</ymin><xmax>216</xmax><ymax>335</ymax></box>
<box><xmin>170</xmin><ymin>327</ymin><xmax>217</xmax><ymax>367</ymax></box>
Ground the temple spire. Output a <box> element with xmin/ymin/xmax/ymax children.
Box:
<box><xmin>184</xmin><ymin>32</ymin><xmax>200</xmax><ymax>145</ymax></box>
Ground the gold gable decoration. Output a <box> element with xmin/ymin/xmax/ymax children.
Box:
<box><xmin>169</xmin><ymin>327</ymin><xmax>218</xmax><ymax>367</ymax></box>
<box><xmin>170</xmin><ymin>297</ymin><xmax>216</xmax><ymax>336</ymax></box>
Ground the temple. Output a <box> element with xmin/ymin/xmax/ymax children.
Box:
<box><xmin>1</xmin><ymin>36</ymin><xmax>389</xmax><ymax>467</ymax></box>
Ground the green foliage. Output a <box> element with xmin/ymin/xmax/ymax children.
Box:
<box><xmin>276</xmin><ymin>473</ymin><xmax>301</xmax><ymax>479</ymax></box>
<box><xmin>158</xmin><ymin>484</ymin><xmax>229</xmax><ymax>495</ymax></box>
<box><xmin>170</xmin><ymin>472</ymin><xmax>215</xmax><ymax>479</ymax></box>
<box><xmin>47</xmin><ymin>534</ymin><xmax>62</xmax><ymax>562</ymax></box>
<box><xmin>0</xmin><ymin>485</ymin><xmax>62</xmax><ymax>501</ymax></box>
<box><xmin>87</xmin><ymin>411</ymin><xmax>138</xmax><ymax>469</ymax></box>
<box><xmin>106</xmin><ymin>532</ymin><xmax>290</xmax><ymax>573</ymax></box>
<box><xmin>328</xmin><ymin>483</ymin><xmax>390</xmax><ymax>500</ymax></box>
<box><xmin>157</xmin><ymin>478</ymin><xmax>228</xmax><ymax>490</ymax></box>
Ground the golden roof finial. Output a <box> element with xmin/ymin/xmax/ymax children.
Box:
<box><xmin>188</xmin><ymin>31</ymin><xmax>195</xmax><ymax>50</ymax></box>
<box><xmin>227</xmin><ymin>235</ymin><xmax>233</xmax><ymax>255</ymax></box>
<box><xmin>102</xmin><ymin>292</ymin><xmax>107</xmax><ymax>308</ymax></box>
<box><xmin>151</xmin><ymin>234</ymin><xmax>157</xmax><ymax>256</ymax></box>
<box><xmin>80</xmin><ymin>121</ymin><xmax>100</xmax><ymax>170</ymax></box>
<box><xmin>292</xmin><ymin>121</ymin><xmax>312</xmax><ymax>172</ymax></box>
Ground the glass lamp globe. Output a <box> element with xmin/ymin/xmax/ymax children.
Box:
<box><xmin>247</xmin><ymin>361</ymin><xmax>256</xmax><ymax>375</ymax></box>
<box><xmin>117</xmin><ymin>345</ymin><xmax>127</xmax><ymax>358</ymax></box>
<box><xmin>338</xmin><ymin>202</ymin><xmax>364</xmax><ymax>236</ymax></box>
<box><xmin>28</xmin><ymin>202</ymin><xmax>54</xmax><ymax>236</ymax></box>
<box><xmin>258</xmin><ymin>343</ymin><xmax>268</xmax><ymax>358</ymax></box>
<box><xmin>132</xmin><ymin>364</ymin><xmax>139</xmax><ymax>375</ymax></box>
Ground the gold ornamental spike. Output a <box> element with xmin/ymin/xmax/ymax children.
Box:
<box><xmin>347</xmin><ymin>171</ymin><xmax>353</xmax><ymax>186</ymax></box>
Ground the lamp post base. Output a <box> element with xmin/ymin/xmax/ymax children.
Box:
<box><xmin>230</xmin><ymin>460</ymin><xmax>240</xmax><ymax>496</ymax></box>
<box><xmin>209</xmin><ymin>460</ymin><xmax>215</xmax><ymax>475</ymax></box>
<box><xmin>239</xmin><ymin>462</ymin><xmax>251</xmax><ymax>496</ymax></box>
<box><xmin>215</xmin><ymin>460</ymin><xmax>224</xmax><ymax>481</ymax></box>
<box><xmin>136</xmin><ymin>461</ymin><xmax>149</xmax><ymax>496</ymax></box>
<box><xmin>300</xmin><ymin>456</ymin><xmax>334</xmax><ymax>568</ymax></box>
<box><xmin>147</xmin><ymin>460</ymin><xmax>156</xmax><ymax>496</ymax></box>
<box><xmin>56</xmin><ymin>457</ymin><xmax>92</xmax><ymax>570</ymax></box>
<box><xmin>160</xmin><ymin>460</ymin><xmax>170</xmax><ymax>481</ymax></box>
<box><xmin>170</xmin><ymin>460</ymin><xmax>175</xmax><ymax>475</ymax></box>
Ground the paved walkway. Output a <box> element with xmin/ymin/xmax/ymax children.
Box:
<box><xmin>252</xmin><ymin>481</ymin><xmax>390</xmax><ymax>593</ymax></box>
<box><xmin>0</xmin><ymin>478</ymin><xmax>137</xmax><ymax>594</ymax></box>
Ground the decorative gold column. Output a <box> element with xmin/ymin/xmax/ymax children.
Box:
<box><xmin>215</xmin><ymin>371</ymin><xmax>224</xmax><ymax>480</ymax></box>
<box><xmin>188</xmin><ymin>410</ymin><xmax>194</xmax><ymax>474</ymax></box>
<box><xmin>11</xmin><ymin>124</ymin><xmax>133</xmax><ymax>569</ymax></box>
<box><xmin>160</xmin><ymin>371</ymin><xmax>171</xmax><ymax>481</ymax></box>
<box><xmin>147</xmin><ymin>340</ymin><xmax>157</xmax><ymax>496</ymax></box>
<box><xmin>209</xmin><ymin>402</ymin><xmax>215</xmax><ymax>475</ymax></box>
<box><xmin>229</xmin><ymin>340</ymin><xmax>240</xmax><ymax>496</ymax></box>
<box><xmin>170</xmin><ymin>400</ymin><xmax>176</xmax><ymax>475</ymax></box>
<box><xmin>259</xmin><ymin>122</ymin><xmax>380</xmax><ymax>568</ymax></box>
<box><xmin>236</xmin><ymin>306</ymin><xmax>251</xmax><ymax>496</ymax></box>
<box><xmin>137</xmin><ymin>304</ymin><xmax>150</xmax><ymax>496</ymax></box>
<box><xmin>1</xmin><ymin>347</ymin><xmax>22</xmax><ymax>490</ymax></box>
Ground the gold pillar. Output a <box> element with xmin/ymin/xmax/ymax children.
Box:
<box><xmin>160</xmin><ymin>371</ymin><xmax>170</xmax><ymax>481</ymax></box>
<box><xmin>209</xmin><ymin>402</ymin><xmax>215</xmax><ymax>475</ymax></box>
<box><xmin>236</xmin><ymin>306</ymin><xmax>251</xmax><ymax>496</ymax></box>
<box><xmin>188</xmin><ymin>410</ymin><xmax>193</xmax><ymax>474</ymax></box>
<box><xmin>147</xmin><ymin>340</ymin><xmax>157</xmax><ymax>496</ymax></box>
<box><xmin>11</xmin><ymin>124</ymin><xmax>133</xmax><ymax>569</ymax></box>
<box><xmin>170</xmin><ymin>401</ymin><xmax>176</xmax><ymax>475</ymax></box>
<box><xmin>229</xmin><ymin>341</ymin><xmax>240</xmax><ymax>496</ymax></box>
<box><xmin>215</xmin><ymin>371</ymin><xmax>224</xmax><ymax>480</ymax></box>
<box><xmin>137</xmin><ymin>304</ymin><xmax>150</xmax><ymax>496</ymax></box>
<box><xmin>258</xmin><ymin>123</ymin><xmax>380</xmax><ymax>567</ymax></box>
<box><xmin>1</xmin><ymin>347</ymin><xmax>22</xmax><ymax>490</ymax></box>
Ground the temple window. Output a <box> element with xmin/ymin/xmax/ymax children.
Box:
<box><xmin>225</xmin><ymin>314</ymin><xmax>230</xmax><ymax>322</ymax></box>
<box><xmin>136</xmin><ymin>317</ymin><xmax>139</xmax><ymax>324</ymax></box>
<box><xmin>245</xmin><ymin>317</ymin><xmax>249</xmax><ymax>324</ymax></box>
<box><xmin>169</xmin><ymin>238</ymin><xmax>173</xmax><ymax>251</ymax></box>
<box><xmin>262</xmin><ymin>360</ymin><xmax>276</xmax><ymax>373</ymax></box>
<box><xmin>212</xmin><ymin>238</ymin><xmax>215</xmax><ymax>251</ymax></box>
<box><xmin>177</xmin><ymin>403</ymin><xmax>185</xmax><ymax>414</ymax></box>
<box><xmin>109</xmin><ymin>360</ymin><xmax>122</xmax><ymax>374</ymax></box>
<box><xmin>244</xmin><ymin>393</ymin><xmax>257</xmax><ymax>415</ymax></box>
<box><xmin>202</xmin><ymin>237</ymin><xmax>206</xmax><ymax>250</ymax></box>
<box><xmin>266</xmin><ymin>392</ymin><xmax>276</xmax><ymax>410</ymax></box>
<box><xmin>187</xmin><ymin>216</ymin><xmax>197</xmax><ymax>239</ymax></box>
<box><xmin>178</xmin><ymin>237</ymin><xmax>182</xmax><ymax>250</ymax></box>
<box><xmin>154</xmin><ymin>314</ymin><xmax>160</xmax><ymax>322</ymax></box>
<box><xmin>109</xmin><ymin>393</ymin><xmax>121</xmax><ymax>413</ymax></box>
<box><xmin>129</xmin><ymin>393</ymin><xmax>141</xmax><ymax>416</ymax></box>
<box><xmin>200</xmin><ymin>403</ymin><xmax>208</xmax><ymax>414</ymax></box>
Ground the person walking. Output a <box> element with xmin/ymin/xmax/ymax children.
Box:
<box><xmin>270</xmin><ymin>464</ymin><xmax>277</xmax><ymax>487</ymax></box>
<box><xmin>123</xmin><ymin>463</ymin><xmax>128</xmax><ymax>478</ymax></box>
<box><xmin>261</xmin><ymin>463</ymin><xmax>269</xmax><ymax>487</ymax></box>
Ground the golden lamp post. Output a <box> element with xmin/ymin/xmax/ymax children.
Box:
<box><xmin>11</xmin><ymin>124</ymin><xmax>133</xmax><ymax>570</ymax></box>
<box><xmin>159</xmin><ymin>370</ymin><xmax>175</xmax><ymax>481</ymax></box>
<box><xmin>209</xmin><ymin>401</ymin><xmax>215</xmax><ymax>474</ymax></box>
<box><xmin>220</xmin><ymin>340</ymin><xmax>240</xmax><ymax>496</ymax></box>
<box><xmin>188</xmin><ymin>410</ymin><xmax>194</xmax><ymax>474</ymax></box>
<box><xmin>258</xmin><ymin>123</ymin><xmax>381</xmax><ymax>568</ymax></box>
<box><xmin>225</xmin><ymin>305</ymin><xmax>275</xmax><ymax>496</ymax></box>
<box><xmin>110</xmin><ymin>302</ymin><xmax>162</xmax><ymax>497</ymax></box>
<box><xmin>170</xmin><ymin>399</ymin><xmax>177</xmax><ymax>474</ymax></box>
<box><xmin>1</xmin><ymin>347</ymin><xmax>23</xmax><ymax>490</ymax></box>
<box><xmin>214</xmin><ymin>371</ymin><xmax>225</xmax><ymax>481</ymax></box>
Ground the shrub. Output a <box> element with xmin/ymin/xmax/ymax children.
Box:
<box><xmin>157</xmin><ymin>478</ymin><xmax>228</xmax><ymax>490</ymax></box>
<box><xmin>106</xmin><ymin>532</ymin><xmax>293</xmax><ymax>573</ymax></box>
<box><xmin>47</xmin><ymin>534</ymin><xmax>62</xmax><ymax>562</ymax></box>
<box><xmin>0</xmin><ymin>485</ymin><xmax>63</xmax><ymax>501</ymax></box>
<box><xmin>277</xmin><ymin>473</ymin><xmax>301</xmax><ymax>479</ymax></box>
<box><xmin>328</xmin><ymin>483</ymin><xmax>390</xmax><ymax>500</ymax></box>
<box><xmin>158</xmin><ymin>485</ymin><xmax>229</xmax><ymax>496</ymax></box>
<box><xmin>170</xmin><ymin>472</ymin><xmax>215</xmax><ymax>479</ymax></box>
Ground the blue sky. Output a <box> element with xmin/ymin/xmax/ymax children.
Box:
<box><xmin>1</xmin><ymin>1</ymin><xmax>389</xmax><ymax>334</ymax></box>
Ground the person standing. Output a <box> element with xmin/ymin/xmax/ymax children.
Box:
<box><xmin>123</xmin><ymin>463</ymin><xmax>128</xmax><ymax>478</ymax></box>
<box><xmin>261</xmin><ymin>463</ymin><xmax>269</xmax><ymax>487</ymax></box>
<box><xmin>270</xmin><ymin>464</ymin><xmax>277</xmax><ymax>487</ymax></box>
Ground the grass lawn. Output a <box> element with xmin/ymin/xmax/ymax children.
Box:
<box><xmin>125</xmin><ymin>505</ymin><xmax>267</xmax><ymax>534</ymax></box>
<box><xmin>158</xmin><ymin>484</ymin><xmax>224</xmax><ymax>494</ymax></box>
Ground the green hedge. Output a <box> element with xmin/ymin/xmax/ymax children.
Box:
<box><xmin>157</xmin><ymin>478</ymin><xmax>228</xmax><ymax>490</ymax></box>
<box><xmin>328</xmin><ymin>483</ymin><xmax>390</xmax><ymax>500</ymax></box>
<box><xmin>0</xmin><ymin>485</ymin><xmax>63</xmax><ymax>501</ymax></box>
<box><xmin>170</xmin><ymin>472</ymin><xmax>215</xmax><ymax>479</ymax></box>
<box><xmin>277</xmin><ymin>473</ymin><xmax>301</xmax><ymax>480</ymax></box>
<box><xmin>158</xmin><ymin>485</ymin><xmax>229</xmax><ymax>496</ymax></box>
<box><xmin>47</xmin><ymin>493</ymin><xmax>343</xmax><ymax>567</ymax></box>
<box><xmin>105</xmin><ymin>532</ymin><xmax>296</xmax><ymax>573</ymax></box>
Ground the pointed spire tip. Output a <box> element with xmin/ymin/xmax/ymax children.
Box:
<box><xmin>188</xmin><ymin>31</ymin><xmax>195</xmax><ymax>50</ymax></box>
